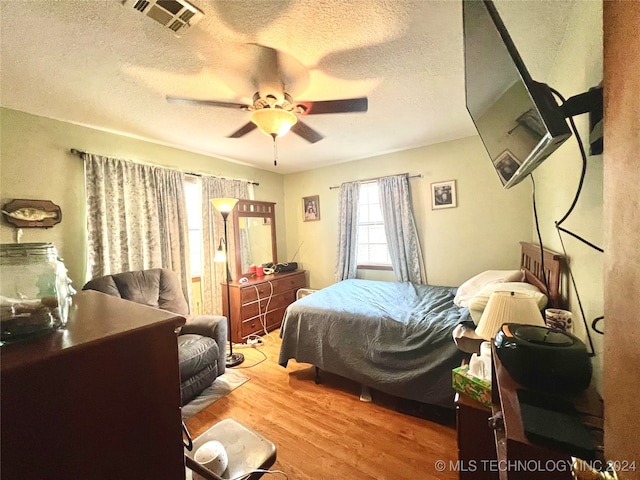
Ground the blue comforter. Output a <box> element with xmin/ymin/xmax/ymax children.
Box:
<box><xmin>279</xmin><ymin>279</ymin><xmax>471</xmax><ymax>408</ymax></box>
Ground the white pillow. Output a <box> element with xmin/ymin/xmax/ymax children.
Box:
<box><xmin>454</xmin><ymin>270</ymin><xmax>525</xmax><ymax>307</ymax></box>
<box><xmin>468</xmin><ymin>282</ymin><xmax>548</xmax><ymax>324</ymax></box>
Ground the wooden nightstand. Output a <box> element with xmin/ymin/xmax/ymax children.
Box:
<box><xmin>456</xmin><ymin>391</ymin><xmax>499</xmax><ymax>480</ymax></box>
<box><xmin>489</xmin><ymin>344</ymin><xmax>603</xmax><ymax>480</ymax></box>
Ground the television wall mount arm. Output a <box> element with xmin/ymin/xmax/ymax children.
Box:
<box><xmin>560</xmin><ymin>85</ymin><xmax>603</xmax><ymax>155</ymax></box>
<box><xmin>560</xmin><ymin>86</ymin><xmax>603</xmax><ymax>118</ymax></box>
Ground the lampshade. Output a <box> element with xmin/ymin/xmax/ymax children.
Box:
<box><xmin>210</xmin><ymin>198</ymin><xmax>239</xmax><ymax>214</ymax></box>
<box><xmin>250</xmin><ymin>108</ymin><xmax>297</xmax><ymax>138</ymax></box>
<box><xmin>475</xmin><ymin>290</ymin><xmax>545</xmax><ymax>341</ymax></box>
<box><xmin>214</xmin><ymin>238</ymin><xmax>226</xmax><ymax>263</ymax></box>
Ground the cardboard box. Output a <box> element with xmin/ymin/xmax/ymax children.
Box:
<box><xmin>452</xmin><ymin>364</ymin><xmax>492</xmax><ymax>408</ymax></box>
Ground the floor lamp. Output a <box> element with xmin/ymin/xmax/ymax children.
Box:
<box><xmin>211</xmin><ymin>197</ymin><xmax>244</xmax><ymax>368</ymax></box>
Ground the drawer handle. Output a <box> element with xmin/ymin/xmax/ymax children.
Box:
<box><xmin>488</xmin><ymin>411</ymin><xmax>504</xmax><ymax>432</ymax></box>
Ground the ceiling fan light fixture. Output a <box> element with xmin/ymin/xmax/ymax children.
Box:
<box><xmin>250</xmin><ymin>108</ymin><xmax>297</xmax><ymax>138</ymax></box>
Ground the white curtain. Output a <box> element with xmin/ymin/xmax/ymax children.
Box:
<box><xmin>84</xmin><ymin>154</ymin><xmax>191</xmax><ymax>296</ymax></box>
<box><xmin>200</xmin><ymin>176</ymin><xmax>250</xmax><ymax>315</ymax></box>
<box><xmin>334</xmin><ymin>181</ymin><xmax>360</xmax><ymax>281</ymax></box>
<box><xmin>377</xmin><ymin>174</ymin><xmax>426</xmax><ymax>283</ymax></box>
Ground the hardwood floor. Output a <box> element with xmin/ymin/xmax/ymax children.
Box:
<box><xmin>185</xmin><ymin>330</ymin><xmax>459</xmax><ymax>480</ymax></box>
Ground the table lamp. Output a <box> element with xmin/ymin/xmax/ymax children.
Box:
<box><xmin>475</xmin><ymin>290</ymin><xmax>545</xmax><ymax>341</ymax></box>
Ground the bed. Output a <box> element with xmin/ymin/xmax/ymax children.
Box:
<box><xmin>278</xmin><ymin>242</ymin><xmax>563</xmax><ymax>409</ymax></box>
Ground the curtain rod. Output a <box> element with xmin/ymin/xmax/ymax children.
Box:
<box><xmin>70</xmin><ymin>148</ymin><xmax>259</xmax><ymax>186</ymax></box>
<box><xmin>184</xmin><ymin>172</ymin><xmax>259</xmax><ymax>186</ymax></box>
<box><xmin>329</xmin><ymin>173</ymin><xmax>423</xmax><ymax>190</ymax></box>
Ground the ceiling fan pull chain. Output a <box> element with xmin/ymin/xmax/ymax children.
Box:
<box><xmin>272</xmin><ymin>135</ymin><xmax>278</xmax><ymax>166</ymax></box>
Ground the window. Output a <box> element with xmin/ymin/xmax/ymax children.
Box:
<box><xmin>357</xmin><ymin>182</ymin><xmax>391</xmax><ymax>268</ymax></box>
<box><xmin>184</xmin><ymin>176</ymin><xmax>202</xmax><ymax>278</ymax></box>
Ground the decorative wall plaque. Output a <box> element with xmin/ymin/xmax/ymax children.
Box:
<box><xmin>1</xmin><ymin>199</ymin><xmax>62</xmax><ymax>228</ymax></box>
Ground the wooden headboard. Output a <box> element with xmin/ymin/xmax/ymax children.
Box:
<box><xmin>520</xmin><ymin>241</ymin><xmax>564</xmax><ymax>308</ymax></box>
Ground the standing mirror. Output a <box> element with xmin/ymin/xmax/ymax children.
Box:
<box><xmin>231</xmin><ymin>200</ymin><xmax>277</xmax><ymax>279</ymax></box>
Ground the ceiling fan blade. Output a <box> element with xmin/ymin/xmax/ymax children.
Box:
<box><xmin>296</xmin><ymin>97</ymin><xmax>368</xmax><ymax>115</ymax></box>
<box><xmin>227</xmin><ymin>122</ymin><xmax>258</xmax><ymax>138</ymax></box>
<box><xmin>291</xmin><ymin>121</ymin><xmax>324</xmax><ymax>144</ymax></box>
<box><xmin>166</xmin><ymin>95</ymin><xmax>249</xmax><ymax>110</ymax></box>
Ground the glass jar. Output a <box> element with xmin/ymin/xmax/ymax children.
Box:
<box><xmin>0</xmin><ymin>243</ymin><xmax>74</xmax><ymax>344</ymax></box>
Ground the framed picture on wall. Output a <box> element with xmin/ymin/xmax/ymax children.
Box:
<box><xmin>494</xmin><ymin>150</ymin><xmax>521</xmax><ymax>185</ymax></box>
<box><xmin>431</xmin><ymin>180</ymin><xmax>457</xmax><ymax>210</ymax></box>
<box><xmin>303</xmin><ymin>195</ymin><xmax>320</xmax><ymax>221</ymax></box>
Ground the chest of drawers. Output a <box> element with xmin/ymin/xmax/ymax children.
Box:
<box><xmin>222</xmin><ymin>270</ymin><xmax>306</xmax><ymax>342</ymax></box>
<box><xmin>0</xmin><ymin>291</ymin><xmax>186</xmax><ymax>479</ymax></box>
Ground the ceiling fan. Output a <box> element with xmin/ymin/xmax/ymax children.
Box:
<box><xmin>166</xmin><ymin>45</ymin><xmax>368</xmax><ymax>146</ymax></box>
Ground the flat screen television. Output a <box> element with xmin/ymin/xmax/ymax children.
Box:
<box><xmin>463</xmin><ymin>0</ymin><xmax>572</xmax><ymax>189</ymax></box>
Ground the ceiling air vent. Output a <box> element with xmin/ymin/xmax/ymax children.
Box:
<box><xmin>122</xmin><ymin>0</ymin><xmax>204</xmax><ymax>37</ymax></box>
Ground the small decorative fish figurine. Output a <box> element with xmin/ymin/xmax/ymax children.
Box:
<box><xmin>2</xmin><ymin>208</ymin><xmax>58</xmax><ymax>221</ymax></box>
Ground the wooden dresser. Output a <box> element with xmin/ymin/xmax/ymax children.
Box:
<box><xmin>0</xmin><ymin>290</ymin><xmax>186</xmax><ymax>480</ymax></box>
<box><xmin>222</xmin><ymin>270</ymin><xmax>306</xmax><ymax>342</ymax></box>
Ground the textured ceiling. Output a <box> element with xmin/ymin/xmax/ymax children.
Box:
<box><xmin>0</xmin><ymin>0</ymin><xmax>576</xmax><ymax>174</ymax></box>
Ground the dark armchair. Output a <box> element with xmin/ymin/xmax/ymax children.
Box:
<box><xmin>83</xmin><ymin>268</ymin><xmax>227</xmax><ymax>405</ymax></box>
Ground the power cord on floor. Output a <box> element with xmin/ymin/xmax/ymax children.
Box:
<box><xmin>233</xmin><ymin>334</ymin><xmax>265</xmax><ymax>348</ymax></box>
<box><xmin>228</xmin><ymin>347</ymin><xmax>267</xmax><ymax>369</ymax></box>
<box><xmin>230</xmin><ymin>333</ymin><xmax>268</xmax><ymax>369</ymax></box>
<box><xmin>188</xmin><ymin>467</ymin><xmax>288</xmax><ymax>480</ymax></box>
<box><xmin>227</xmin><ymin>469</ymin><xmax>288</xmax><ymax>480</ymax></box>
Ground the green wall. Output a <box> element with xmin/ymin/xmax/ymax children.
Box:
<box><xmin>0</xmin><ymin>109</ymin><xmax>532</xmax><ymax>294</ymax></box>
<box><xmin>530</xmin><ymin>0</ymin><xmax>604</xmax><ymax>386</ymax></box>
<box><xmin>283</xmin><ymin>136</ymin><xmax>533</xmax><ymax>290</ymax></box>
<box><xmin>0</xmin><ymin>108</ymin><xmax>285</xmax><ymax>287</ymax></box>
